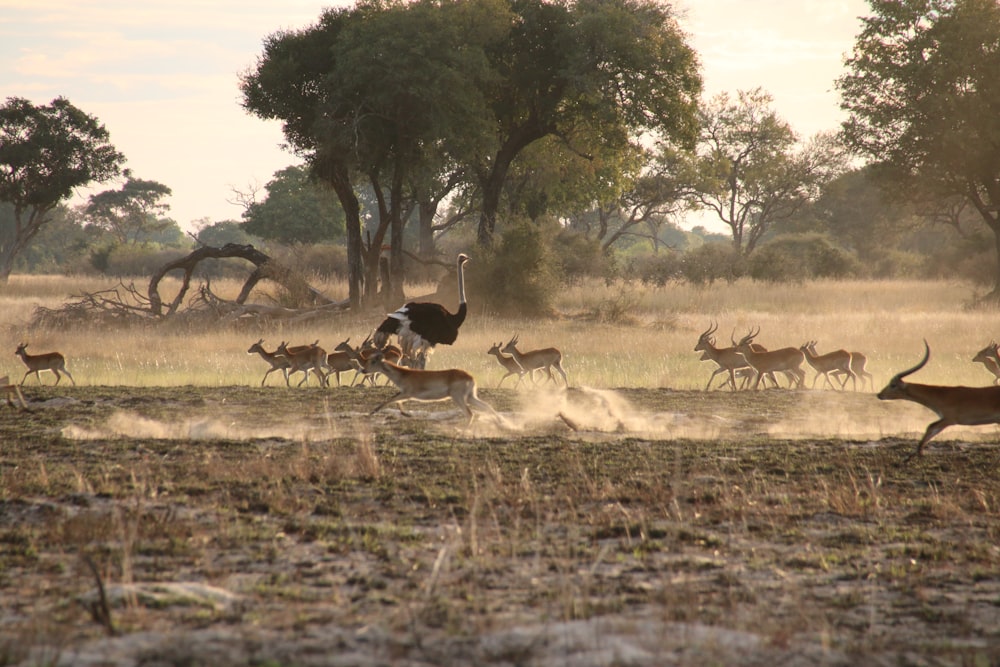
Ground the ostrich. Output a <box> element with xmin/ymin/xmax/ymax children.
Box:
<box><xmin>373</xmin><ymin>253</ymin><xmax>469</xmax><ymax>368</ymax></box>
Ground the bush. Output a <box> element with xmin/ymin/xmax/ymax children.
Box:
<box><xmin>681</xmin><ymin>243</ymin><xmax>745</xmax><ymax>286</ymax></box>
<box><xmin>467</xmin><ymin>221</ymin><xmax>559</xmax><ymax>316</ymax></box>
<box><xmin>747</xmin><ymin>234</ymin><xmax>860</xmax><ymax>283</ymax></box>
<box><xmin>551</xmin><ymin>229</ymin><xmax>607</xmax><ymax>283</ymax></box>
<box><xmin>622</xmin><ymin>251</ymin><xmax>683</xmax><ymax>286</ymax></box>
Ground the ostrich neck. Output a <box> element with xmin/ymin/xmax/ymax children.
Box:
<box><xmin>457</xmin><ymin>259</ymin><xmax>466</xmax><ymax>306</ymax></box>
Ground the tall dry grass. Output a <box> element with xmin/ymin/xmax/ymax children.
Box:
<box><xmin>1</xmin><ymin>274</ymin><xmax>999</xmax><ymax>389</ymax></box>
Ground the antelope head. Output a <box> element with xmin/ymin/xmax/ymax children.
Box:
<box><xmin>972</xmin><ymin>340</ymin><xmax>999</xmax><ymax>363</ymax></box>
<box><xmin>735</xmin><ymin>326</ymin><xmax>760</xmax><ymax>350</ymax></box>
<box><xmin>694</xmin><ymin>321</ymin><xmax>718</xmax><ymax>352</ymax></box>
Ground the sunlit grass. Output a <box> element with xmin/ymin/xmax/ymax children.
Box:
<box><xmin>2</xmin><ymin>274</ymin><xmax>999</xmax><ymax>389</ymax></box>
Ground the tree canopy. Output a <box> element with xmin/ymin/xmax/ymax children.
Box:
<box><xmin>241</xmin><ymin>0</ymin><xmax>701</xmax><ymax>307</ymax></box>
<box><xmin>686</xmin><ymin>89</ymin><xmax>846</xmax><ymax>255</ymax></box>
<box><xmin>838</xmin><ymin>0</ymin><xmax>1000</xmax><ymax>295</ymax></box>
<box><xmin>85</xmin><ymin>169</ymin><xmax>173</xmax><ymax>245</ymax></box>
<box><xmin>0</xmin><ymin>96</ymin><xmax>123</xmax><ymax>281</ymax></box>
<box><xmin>241</xmin><ymin>165</ymin><xmax>345</xmax><ymax>244</ymax></box>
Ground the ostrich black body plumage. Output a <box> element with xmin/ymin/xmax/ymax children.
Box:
<box><xmin>374</xmin><ymin>254</ymin><xmax>469</xmax><ymax>367</ymax></box>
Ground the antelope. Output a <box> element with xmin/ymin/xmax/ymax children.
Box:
<box><xmin>699</xmin><ymin>351</ymin><xmax>756</xmax><ymax>390</ymax></box>
<box><xmin>363</xmin><ymin>351</ymin><xmax>503</xmax><ymax>425</ymax></box>
<box><xmin>324</xmin><ymin>349</ymin><xmax>363</xmax><ymax>387</ymax></box>
<box><xmin>275</xmin><ymin>341</ymin><xmax>328</xmax><ymax>387</ymax></box>
<box><xmin>878</xmin><ymin>340</ymin><xmax>1000</xmax><ymax>461</ymax></box>
<box><xmin>0</xmin><ymin>375</ymin><xmax>26</xmax><ymax>409</ymax></box>
<box><xmin>734</xmin><ymin>328</ymin><xmax>806</xmax><ymax>390</ymax></box>
<box><xmin>15</xmin><ymin>343</ymin><xmax>75</xmax><ymax>386</ymax></box>
<box><xmin>694</xmin><ymin>323</ymin><xmax>777</xmax><ymax>391</ymax></box>
<box><xmin>336</xmin><ymin>337</ymin><xmax>403</xmax><ymax>386</ymax></box>
<box><xmin>838</xmin><ymin>351</ymin><xmax>874</xmax><ymax>391</ymax></box>
<box><xmin>800</xmin><ymin>341</ymin><xmax>855</xmax><ymax>390</ymax></box>
<box><xmin>247</xmin><ymin>339</ymin><xmax>292</xmax><ymax>386</ymax></box>
<box><xmin>487</xmin><ymin>342</ymin><xmax>527</xmax><ymax>388</ymax></box>
<box><xmin>501</xmin><ymin>335</ymin><xmax>568</xmax><ymax>387</ymax></box>
<box><xmin>972</xmin><ymin>341</ymin><xmax>1000</xmax><ymax>385</ymax></box>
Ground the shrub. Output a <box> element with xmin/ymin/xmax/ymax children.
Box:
<box><xmin>467</xmin><ymin>221</ymin><xmax>559</xmax><ymax>316</ymax></box>
<box><xmin>681</xmin><ymin>243</ymin><xmax>745</xmax><ymax>286</ymax></box>
<box><xmin>622</xmin><ymin>250</ymin><xmax>683</xmax><ymax>286</ymax></box>
<box><xmin>747</xmin><ymin>234</ymin><xmax>859</xmax><ymax>283</ymax></box>
<box><xmin>551</xmin><ymin>229</ymin><xmax>607</xmax><ymax>283</ymax></box>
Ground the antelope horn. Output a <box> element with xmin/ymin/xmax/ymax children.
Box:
<box><xmin>891</xmin><ymin>340</ymin><xmax>931</xmax><ymax>382</ymax></box>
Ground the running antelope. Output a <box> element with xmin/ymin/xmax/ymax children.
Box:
<box><xmin>364</xmin><ymin>351</ymin><xmax>503</xmax><ymax>425</ymax></box>
<box><xmin>832</xmin><ymin>351</ymin><xmax>874</xmax><ymax>392</ymax></box>
<box><xmin>972</xmin><ymin>341</ymin><xmax>1000</xmax><ymax>385</ymax></box>
<box><xmin>879</xmin><ymin>340</ymin><xmax>1000</xmax><ymax>461</ymax></box>
<box><xmin>694</xmin><ymin>323</ymin><xmax>781</xmax><ymax>391</ymax></box>
<box><xmin>734</xmin><ymin>328</ymin><xmax>806</xmax><ymax>390</ymax></box>
<box><xmin>800</xmin><ymin>341</ymin><xmax>855</xmax><ymax>390</ymax></box>
<box><xmin>15</xmin><ymin>343</ymin><xmax>75</xmax><ymax>386</ymax></box>
<box><xmin>501</xmin><ymin>335</ymin><xmax>568</xmax><ymax>387</ymax></box>
<box><xmin>276</xmin><ymin>341</ymin><xmax>328</xmax><ymax>387</ymax></box>
<box><xmin>247</xmin><ymin>339</ymin><xmax>292</xmax><ymax>386</ymax></box>
<box><xmin>487</xmin><ymin>342</ymin><xmax>527</xmax><ymax>388</ymax></box>
<box><xmin>336</xmin><ymin>337</ymin><xmax>403</xmax><ymax>386</ymax></box>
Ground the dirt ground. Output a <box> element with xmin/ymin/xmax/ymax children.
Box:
<box><xmin>1</xmin><ymin>383</ymin><xmax>999</xmax><ymax>666</ymax></box>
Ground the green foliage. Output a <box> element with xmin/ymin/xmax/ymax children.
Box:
<box><xmin>195</xmin><ymin>220</ymin><xmax>262</xmax><ymax>247</ymax></box>
<box><xmin>680</xmin><ymin>243</ymin><xmax>745</xmax><ymax>286</ymax></box>
<box><xmin>101</xmin><ymin>245</ymin><xmax>190</xmax><ymax>278</ymax></box>
<box><xmin>242</xmin><ymin>165</ymin><xmax>345</xmax><ymax>244</ymax></box>
<box><xmin>621</xmin><ymin>251</ymin><xmax>683</xmax><ymax>286</ymax></box>
<box><xmin>550</xmin><ymin>229</ymin><xmax>607</xmax><ymax>284</ymax></box>
<box><xmin>468</xmin><ymin>221</ymin><xmax>558</xmax><ymax>316</ymax></box>
<box><xmin>265</xmin><ymin>243</ymin><xmax>349</xmax><ymax>281</ymax></box>
<box><xmin>838</xmin><ymin>0</ymin><xmax>1000</xmax><ymax>290</ymax></box>
<box><xmin>0</xmin><ymin>96</ymin><xmax>124</xmax><ymax>279</ymax></box>
<box><xmin>747</xmin><ymin>234</ymin><xmax>859</xmax><ymax>283</ymax></box>
<box><xmin>85</xmin><ymin>171</ymin><xmax>173</xmax><ymax>245</ymax></box>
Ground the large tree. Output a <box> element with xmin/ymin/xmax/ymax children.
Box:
<box><xmin>242</xmin><ymin>165</ymin><xmax>345</xmax><ymax>245</ymax></box>
<box><xmin>0</xmin><ymin>97</ymin><xmax>123</xmax><ymax>281</ymax></box>
<box><xmin>472</xmin><ymin>0</ymin><xmax>701</xmax><ymax>246</ymax></box>
<box><xmin>242</xmin><ymin>0</ymin><xmax>505</xmax><ymax>307</ymax></box>
<box><xmin>85</xmin><ymin>169</ymin><xmax>172</xmax><ymax>245</ymax></box>
<box><xmin>687</xmin><ymin>89</ymin><xmax>846</xmax><ymax>255</ymax></box>
<box><xmin>837</xmin><ymin>0</ymin><xmax>1000</xmax><ymax>296</ymax></box>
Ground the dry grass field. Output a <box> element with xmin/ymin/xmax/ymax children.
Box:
<box><xmin>1</xmin><ymin>274</ymin><xmax>1000</xmax><ymax>665</ymax></box>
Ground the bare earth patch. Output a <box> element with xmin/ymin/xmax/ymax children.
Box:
<box><xmin>1</xmin><ymin>384</ymin><xmax>998</xmax><ymax>666</ymax></box>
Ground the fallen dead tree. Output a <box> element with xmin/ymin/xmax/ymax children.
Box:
<box><xmin>31</xmin><ymin>243</ymin><xmax>350</xmax><ymax>329</ymax></box>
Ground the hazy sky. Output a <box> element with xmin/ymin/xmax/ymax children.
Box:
<box><xmin>1</xmin><ymin>0</ymin><xmax>869</xmax><ymax>231</ymax></box>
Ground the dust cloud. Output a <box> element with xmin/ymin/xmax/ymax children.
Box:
<box><xmin>61</xmin><ymin>410</ymin><xmax>347</xmax><ymax>442</ymax></box>
<box><xmin>58</xmin><ymin>389</ymin><xmax>1000</xmax><ymax>445</ymax></box>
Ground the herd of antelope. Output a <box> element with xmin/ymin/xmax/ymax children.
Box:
<box><xmin>694</xmin><ymin>322</ymin><xmax>872</xmax><ymax>392</ymax></box>
<box><xmin>10</xmin><ymin>327</ymin><xmax>1000</xmax><ymax>459</ymax></box>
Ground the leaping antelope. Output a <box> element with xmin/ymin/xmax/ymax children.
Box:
<box><xmin>878</xmin><ymin>340</ymin><xmax>1000</xmax><ymax>462</ymax></box>
<box><xmin>364</xmin><ymin>351</ymin><xmax>503</xmax><ymax>425</ymax></box>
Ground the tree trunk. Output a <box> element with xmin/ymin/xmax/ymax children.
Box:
<box><xmin>323</xmin><ymin>162</ymin><xmax>364</xmax><ymax>309</ymax></box>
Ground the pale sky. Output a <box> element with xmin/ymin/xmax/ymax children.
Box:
<box><xmin>0</xmin><ymin>0</ymin><xmax>869</xmax><ymax>232</ymax></box>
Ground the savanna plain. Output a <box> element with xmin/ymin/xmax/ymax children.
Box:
<box><xmin>2</xmin><ymin>275</ymin><xmax>1000</xmax><ymax>666</ymax></box>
